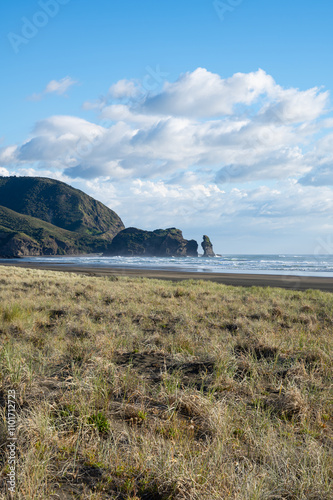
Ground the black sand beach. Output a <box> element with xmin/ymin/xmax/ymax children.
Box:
<box><xmin>1</xmin><ymin>261</ymin><xmax>333</xmax><ymax>292</ymax></box>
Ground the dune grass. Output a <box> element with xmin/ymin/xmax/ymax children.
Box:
<box><xmin>0</xmin><ymin>265</ymin><xmax>332</xmax><ymax>499</ymax></box>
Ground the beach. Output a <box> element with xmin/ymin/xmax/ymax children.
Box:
<box><xmin>1</xmin><ymin>260</ymin><xmax>333</xmax><ymax>292</ymax></box>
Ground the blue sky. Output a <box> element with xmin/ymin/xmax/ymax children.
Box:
<box><xmin>1</xmin><ymin>0</ymin><xmax>333</xmax><ymax>253</ymax></box>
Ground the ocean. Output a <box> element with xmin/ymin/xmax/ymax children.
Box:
<box><xmin>2</xmin><ymin>254</ymin><xmax>333</xmax><ymax>277</ymax></box>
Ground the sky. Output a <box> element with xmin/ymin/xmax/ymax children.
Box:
<box><xmin>1</xmin><ymin>0</ymin><xmax>333</xmax><ymax>254</ymax></box>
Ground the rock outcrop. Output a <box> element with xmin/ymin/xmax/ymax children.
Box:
<box><xmin>201</xmin><ymin>235</ymin><xmax>215</xmax><ymax>257</ymax></box>
<box><xmin>104</xmin><ymin>227</ymin><xmax>198</xmax><ymax>257</ymax></box>
<box><xmin>0</xmin><ymin>232</ymin><xmax>40</xmax><ymax>258</ymax></box>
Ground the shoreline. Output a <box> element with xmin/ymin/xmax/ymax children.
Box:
<box><xmin>1</xmin><ymin>261</ymin><xmax>333</xmax><ymax>292</ymax></box>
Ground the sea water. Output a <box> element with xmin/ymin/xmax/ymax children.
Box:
<box><xmin>3</xmin><ymin>254</ymin><xmax>333</xmax><ymax>277</ymax></box>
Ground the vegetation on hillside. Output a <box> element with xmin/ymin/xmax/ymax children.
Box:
<box><xmin>0</xmin><ymin>176</ymin><xmax>125</xmax><ymax>256</ymax></box>
<box><xmin>0</xmin><ymin>206</ymin><xmax>119</xmax><ymax>256</ymax></box>
<box><xmin>0</xmin><ymin>266</ymin><xmax>332</xmax><ymax>499</ymax></box>
<box><xmin>0</xmin><ymin>176</ymin><xmax>124</xmax><ymax>237</ymax></box>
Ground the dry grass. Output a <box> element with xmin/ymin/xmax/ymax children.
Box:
<box><xmin>0</xmin><ymin>265</ymin><xmax>332</xmax><ymax>499</ymax></box>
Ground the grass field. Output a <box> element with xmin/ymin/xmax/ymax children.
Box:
<box><xmin>0</xmin><ymin>265</ymin><xmax>332</xmax><ymax>499</ymax></box>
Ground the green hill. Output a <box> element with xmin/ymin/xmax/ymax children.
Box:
<box><xmin>0</xmin><ymin>176</ymin><xmax>124</xmax><ymax>237</ymax></box>
<box><xmin>0</xmin><ymin>176</ymin><xmax>125</xmax><ymax>257</ymax></box>
<box><xmin>0</xmin><ymin>205</ymin><xmax>120</xmax><ymax>257</ymax></box>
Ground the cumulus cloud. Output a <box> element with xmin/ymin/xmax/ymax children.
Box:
<box><xmin>28</xmin><ymin>76</ymin><xmax>77</xmax><ymax>101</ymax></box>
<box><xmin>142</xmin><ymin>68</ymin><xmax>277</xmax><ymax>118</ymax></box>
<box><xmin>215</xmin><ymin>148</ymin><xmax>308</xmax><ymax>183</ymax></box>
<box><xmin>109</xmin><ymin>79</ymin><xmax>141</xmax><ymax>100</ymax></box>
<box><xmin>259</xmin><ymin>87</ymin><xmax>329</xmax><ymax>124</ymax></box>
<box><xmin>0</xmin><ymin>145</ymin><xmax>18</xmax><ymax>166</ymax></box>
<box><xmin>7</xmin><ymin>68</ymin><xmax>329</xmax><ymax>185</ymax></box>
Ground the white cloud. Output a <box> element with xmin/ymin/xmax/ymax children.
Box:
<box><xmin>0</xmin><ymin>145</ymin><xmax>18</xmax><ymax>166</ymax></box>
<box><xmin>142</xmin><ymin>68</ymin><xmax>277</xmax><ymax>118</ymax></box>
<box><xmin>83</xmin><ymin>79</ymin><xmax>143</xmax><ymax>111</ymax></box>
<box><xmin>6</xmin><ymin>69</ymin><xmax>326</xmax><ymax>184</ymax></box>
<box><xmin>260</xmin><ymin>87</ymin><xmax>329</xmax><ymax>124</ymax></box>
<box><xmin>28</xmin><ymin>76</ymin><xmax>77</xmax><ymax>101</ymax></box>
<box><xmin>79</xmin><ymin>178</ymin><xmax>333</xmax><ymax>233</ymax></box>
<box><xmin>4</xmin><ymin>69</ymin><xmax>332</xmax><ymax>185</ymax></box>
<box><xmin>109</xmin><ymin>79</ymin><xmax>141</xmax><ymax>100</ymax></box>
<box><xmin>0</xmin><ymin>167</ymin><xmax>9</xmax><ymax>176</ymax></box>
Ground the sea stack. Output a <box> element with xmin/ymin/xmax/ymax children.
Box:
<box><xmin>201</xmin><ymin>235</ymin><xmax>215</xmax><ymax>257</ymax></box>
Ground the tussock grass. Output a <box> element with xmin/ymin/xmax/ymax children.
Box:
<box><xmin>0</xmin><ymin>266</ymin><xmax>332</xmax><ymax>499</ymax></box>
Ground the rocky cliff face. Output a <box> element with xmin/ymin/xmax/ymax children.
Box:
<box><xmin>0</xmin><ymin>230</ymin><xmax>83</xmax><ymax>258</ymax></box>
<box><xmin>201</xmin><ymin>235</ymin><xmax>215</xmax><ymax>257</ymax></box>
<box><xmin>0</xmin><ymin>232</ymin><xmax>40</xmax><ymax>258</ymax></box>
<box><xmin>104</xmin><ymin>227</ymin><xmax>198</xmax><ymax>257</ymax></box>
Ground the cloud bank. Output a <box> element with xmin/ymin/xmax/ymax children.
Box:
<box><xmin>2</xmin><ymin>68</ymin><xmax>333</xmax><ymax>251</ymax></box>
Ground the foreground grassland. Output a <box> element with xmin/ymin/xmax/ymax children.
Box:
<box><xmin>0</xmin><ymin>266</ymin><xmax>332</xmax><ymax>499</ymax></box>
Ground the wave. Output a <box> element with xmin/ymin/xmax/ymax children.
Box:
<box><xmin>2</xmin><ymin>254</ymin><xmax>333</xmax><ymax>277</ymax></box>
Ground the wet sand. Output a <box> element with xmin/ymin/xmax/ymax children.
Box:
<box><xmin>1</xmin><ymin>261</ymin><xmax>333</xmax><ymax>292</ymax></box>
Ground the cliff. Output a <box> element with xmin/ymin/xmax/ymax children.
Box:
<box><xmin>104</xmin><ymin>227</ymin><xmax>198</xmax><ymax>257</ymax></box>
